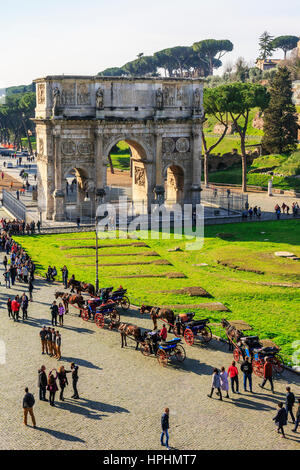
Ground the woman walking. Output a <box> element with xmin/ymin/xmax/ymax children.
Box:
<box><xmin>273</xmin><ymin>402</ymin><xmax>287</xmax><ymax>438</ymax></box>
<box><xmin>207</xmin><ymin>368</ymin><xmax>222</xmax><ymax>400</ymax></box>
<box><xmin>58</xmin><ymin>303</ymin><xmax>65</xmax><ymax>326</ymax></box>
<box><xmin>47</xmin><ymin>370</ymin><xmax>58</xmax><ymax>406</ymax></box>
<box><xmin>57</xmin><ymin>365</ymin><xmax>70</xmax><ymax>401</ymax></box>
<box><xmin>220</xmin><ymin>366</ymin><xmax>230</xmax><ymax>399</ymax></box>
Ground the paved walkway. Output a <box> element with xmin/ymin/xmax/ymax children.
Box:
<box><xmin>0</xmin><ymin>265</ymin><xmax>299</xmax><ymax>450</ymax></box>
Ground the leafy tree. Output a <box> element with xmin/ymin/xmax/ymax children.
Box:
<box><xmin>234</xmin><ymin>57</ymin><xmax>249</xmax><ymax>82</ymax></box>
<box><xmin>262</xmin><ymin>66</ymin><xmax>298</xmax><ymax>155</ymax></box>
<box><xmin>193</xmin><ymin>39</ymin><xmax>233</xmax><ymax>75</ymax></box>
<box><xmin>258</xmin><ymin>31</ymin><xmax>275</xmax><ymax>59</ymax></box>
<box><xmin>98</xmin><ymin>67</ymin><xmax>128</xmax><ymax>76</ymax></box>
<box><xmin>202</xmin><ymin>86</ymin><xmax>231</xmax><ymax>186</ymax></box>
<box><xmin>122</xmin><ymin>56</ymin><xmax>157</xmax><ymax>76</ymax></box>
<box><xmin>221</xmin><ymin>82</ymin><xmax>269</xmax><ymax>191</ymax></box>
<box><xmin>272</xmin><ymin>35</ymin><xmax>299</xmax><ymax>60</ymax></box>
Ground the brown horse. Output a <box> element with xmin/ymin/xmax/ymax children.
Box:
<box><xmin>55</xmin><ymin>291</ymin><xmax>85</xmax><ymax>314</ymax></box>
<box><xmin>67</xmin><ymin>279</ymin><xmax>95</xmax><ymax>296</ymax></box>
<box><xmin>111</xmin><ymin>321</ymin><xmax>142</xmax><ymax>350</ymax></box>
<box><xmin>140</xmin><ymin>305</ymin><xmax>175</xmax><ymax>332</ymax></box>
<box><xmin>221</xmin><ymin>318</ymin><xmax>244</xmax><ymax>351</ymax></box>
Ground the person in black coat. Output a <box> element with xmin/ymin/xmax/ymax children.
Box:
<box><xmin>240</xmin><ymin>357</ymin><xmax>253</xmax><ymax>393</ymax></box>
<box><xmin>50</xmin><ymin>301</ymin><xmax>58</xmax><ymax>326</ymax></box>
<box><xmin>160</xmin><ymin>407</ymin><xmax>170</xmax><ymax>449</ymax></box>
<box><xmin>57</xmin><ymin>365</ymin><xmax>71</xmax><ymax>401</ymax></box>
<box><xmin>38</xmin><ymin>366</ymin><xmax>48</xmax><ymax>401</ymax></box>
<box><xmin>285</xmin><ymin>387</ymin><xmax>296</xmax><ymax>424</ymax></box>
<box><xmin>273</xmin><ymin>402</ymin><xmax>287</xmax><ymax>438</ymax></box>
<box><xmin>70</xmin><ymin>363</ymin><xmax>79</xmax><ymax>399</ymax></box>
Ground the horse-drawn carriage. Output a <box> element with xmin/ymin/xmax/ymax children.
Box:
<box><xmin>81</xmin><ymin>299</ymin><xmax>120</xmax><ymax>327</ymax></box>
<box><xmin>221</xmin><ymin>319</ymin><xmax>285</xmax><ymax>377</ymax></box>
<box><xmin>156</xmin><ymin>337</ymin><xmax>186</xmax><ymax>367</ymax></box>
<box><xmin>96</xmin><ymin>286</ymin><xmax>130</xmax><ymax>311</ymax></box>
<box><xmin>173</xmin><ymin>313</ymin><xmax>212</xmax><ymax>345</ymax></box>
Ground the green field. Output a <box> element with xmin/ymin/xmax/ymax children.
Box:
<box><xmin>14</xmin><ymin>220</ymin><xmax>300</xmax><ymax>363</ymax></box>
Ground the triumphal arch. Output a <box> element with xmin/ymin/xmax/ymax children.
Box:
<box><xmin>34</xmin><ymin>76</ymin><xmax>204</xmax><ymax>221</ymax></box>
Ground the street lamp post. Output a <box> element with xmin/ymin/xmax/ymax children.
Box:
<box><xmin>95</xmin><ymin>218</ymin><xmax>99</xmax><ymax>294</ymax></box>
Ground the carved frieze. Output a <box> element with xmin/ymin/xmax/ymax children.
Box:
<box><xmin>78</xmin><ymin>140</ymin><xmax>94</xmax><ymax>155</ymax></box>
<box><xmin>61</xmin><ymin>140</ymin><xmax>76</xmax><ymax>156</ymax></box>
<box><xmin>77</xmin><ymin>83</ymin><xmax>91</xmax><ymax>105</ymax></box>
<box><xmin>39</xmin><ymin>138</ymin><xmax>44</xmax><ymax>155</ymax></box>
<box><xmin>134</xmin><ymin>167</ymin><xmax>146</xmax><ymax>187</ymax></box>
<box><xmin>162</xmin><ymin>137</ymin><xmax>176</xmax><ymax>154</ymax></box>
<box><xmin>176</xmin><ymin>137</ymin><xmax>190</xmax><ymax>153</ymax></box>
<box><xmin>60</xmin><ymin>83</ymin><xmax>75</xmax><ymax>106</ymax></box>
<box><xmin>37</xmin><ymin>84</ymin><xmax>45</xmax><ymax>105</ymax></box>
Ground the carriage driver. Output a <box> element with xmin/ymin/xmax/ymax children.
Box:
<box><xmin>159</xmin><ymin>324</ymin><xmax>168</xmax><ymax>342</ymax></box>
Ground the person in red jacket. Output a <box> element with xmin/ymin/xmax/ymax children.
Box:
<box><xmin>159</xmin><ymin>324</ymin><xmax>168</xmax><ymax>342</ymax></box>
<box><xmin>259</xmin><ymin>357</ymin><xmax>274</xmax><ymax>393</ymax></box>
<box><xmin>11</xmin><ymin>296</ymin><xmax>21</xmax><ymax>322</ymax></box>
<box><xmin>228</xmin><ymin>361</ymin><xmax>239</xmax><ymax>394</ymax></box>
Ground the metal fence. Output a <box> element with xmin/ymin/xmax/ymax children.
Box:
<box><xmin>2</xmin><ymin>189</ymin><xmax>27</xmax><ymax>221</ymax></box>
<box><xmin>201</xmin><ymin>187</ymin><xmax>248</xmax><ymax>214</ymax></box>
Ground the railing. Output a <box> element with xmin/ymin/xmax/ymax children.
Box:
<box><xmin>2</xmin><ymin>189</ymin><xmax>27</xmax><ymax>221</ymax></box>
<box><xmin>201</xmin><ymin>187</ymin><xmax>248</xmax><ymax>213</ymax></box>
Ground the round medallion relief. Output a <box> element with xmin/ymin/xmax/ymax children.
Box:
<box><xmin>61</xmin><ymin>140</ymin><xmax>76</xmax><ymax>156</ymax></box>
<box><xmin>176</xmin><ymin>137</ymin><xmax>190</xmax><ymax>153</ymax></box>
<box><xmin>162</xmin><ymin>137</ymin><xmax>176</xmax><ymax>154</ymax></box>
<box><xmin>78</xmin><ymin>140</ymin><xmax>94</xmax><ymax>155</ymax></box>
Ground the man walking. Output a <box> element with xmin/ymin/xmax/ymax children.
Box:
<box><xmin>7</xmin><ymin>297</ymin><xmax>13</xmax><ymax>319</ymax></box>
<box><xmin>241</xmin><ymin>357</ymin><xmax>253</xmax><ymax>393</ymax></box>
<box><xmin>50</xmin><ymin>301</ymin><xmax>58</xmax><ymax>326</ymax></box>
<box><xmin>39</xmin><ymin>326</ymin><xmax>48</xmax><ymax>355</ymax></box>
<box><xmin>259</xmin><ymin>357</ymin><xmax>274</xmax><ymax>393</ymax></box>
<box><xmin>160</xmin><ymin>407</ymin><xmax>170</xmax><ymax>450</ymax></box>
<box><xmin>285</xmin><ymin>386</ymin><xmax>296</xmax><ymax>424</ymax></box>
<box><xmin>51</xmin><ymin>328</ymin><xmax>57</xmax><ymax>358</ymax></box>
<box><xmin>28</xmin><ymin>277</ymin><xmax>34</xmax><ymax>302</ymax></box>
<box><xmin>22</xmin><ymin>387</ymin><xmax>36</xmax><ymax>428</ymax></box>
<box><xmin>38</xmin><ymin>366</ymin><xmax>48</xmax><ymax>401</ymax></box>
<box><xmin>292</xmin><ymin>398</ymin><xmax>300</xmax><ymax>433</ymax></box>
<box><xmin>61</xmin><ymin>265</ymin><xmax>69</xmax><ymax>290</ymax></box>
<box><xmin>11</xmin><ymin>296</ymin><xmax>20</xmax><ymax>322</ymax></box>
<box><xmin>55</xmin><ymin>331</ymin><xmax>62</xmax><ymax>360</ymax></box>
<box><xmin>70</xmin><ymin>363</ymin><xmax>80</xmax><ymax>399</ymax></box>
<box><xmin>228</xmin><ymin>361</ymin><xmax>239</xmax><ymax>394</ymax></box>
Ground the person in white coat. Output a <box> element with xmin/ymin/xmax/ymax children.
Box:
<box><xmin>208</xmin><ymin>368</ymin><xmax>222</xmax><ymax>401</ymax></box>
<box><xmin>220</xmin><ymin>366</ymin><xmax>230</xmax><ymax>399</ymax></box>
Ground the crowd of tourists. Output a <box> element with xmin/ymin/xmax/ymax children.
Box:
<box><xmin>208</xmin><ymin>359</ymin><xmax>300</xmax><ymax>438</ymax></box>
<box><xmin>274</xmin><ymin>202</ymin><xmax>299</xmax><ymax>219</ymax></box>
<box><xmin>0</xmin><ymin>218</ymin><xmax>40</xmax><ymax>236</ymax></box>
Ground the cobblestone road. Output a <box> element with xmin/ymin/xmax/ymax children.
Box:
<box><xmin>0</xmin><ymin>272</ymin><xmax>299</xmax><ymax>450</ymax></box>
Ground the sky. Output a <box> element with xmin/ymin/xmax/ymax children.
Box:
<box><xmin>0</xmin><ymin>0</ymin><xmax>299</xmax><ymax>89</ymax></box>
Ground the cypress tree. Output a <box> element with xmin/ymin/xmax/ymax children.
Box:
<box><xmin>262</xmin><ymin>66</ymin><xmax>298</xmax><ymax>155</ymax></box>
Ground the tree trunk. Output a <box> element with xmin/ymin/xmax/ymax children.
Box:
<box><xmin>22</xmin><ymin>118</ymin><xmax>33</xmax><ymax>155</ymax></box>
<box><xmin>204</xmin><ymin>151</ymin><xmax>209</xmax><ymax>188</ymax></box>
<box><xmin>108</xmin><ymin>154</ymin><xmax>114</xmax><ymax>174</ymax></box>
<box><xmin>241</xmin><ymin>137</ymin><xmax>247</xmax><ymax>193</ymax></box>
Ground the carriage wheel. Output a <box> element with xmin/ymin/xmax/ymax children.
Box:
<box><xmin>81</xmin><ymin>309</ymin><xmax>89</xmax><ymax>322</ymax></box>
<box><xmin>174</xmin><ymin>345</ymin><xmax>186</xmax><ymax>362</ymax></box>
<box><xmin>140</xmin><ymin>342</ymin><xmax>151</xmax><ymax>357</ymax></box>
<box><xmin>156</xmin><ymin>350</ymin><xmax>168</xmax><ymax>367</ymax></box>
<box><xmin>95</xmin><ymin>313</ymin><xmax>105</xmax><ymax>328</ymax></box>
<box><xmin>184</xmin><ymin>329</ymin><xmax>194</xmax><ymax>346</ymax></box>
<box><xmin>233</xmin><ymin>348</ymin><xmax>241</xmax><ymax>363</ymax></box>
<box><xmin>109</xmin><ymin>309</ymin><xmax>120</xmax><ymax>323</ymax></box>
<box><xmin>252</xmin><ymin>359</ymin><xmax>264</xmax><ymax>378</ymax></box>
<box><xmin>120</xmin><ymin>296</ymin><xmax>130</xmax><ymax>311</ymax></box>
<box><xmin>271</xmin><ymin>354</ymin><xmax>284</xmax><ymax>375</ymax></box>
<box><xmin>200</xmin><ymin>326</ymin><xmax>212</xmax><ymax>343</ymax></box>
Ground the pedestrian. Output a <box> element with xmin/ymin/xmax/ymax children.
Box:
<box><xmin>228</xmin><ymin>361</ymin><xmax>239</xmax><ymax>394</ymax></box>
<box><xmin>276</xmin><ymin>208</ymin><xmax>281</xmax><ymax>220</ymax></box>
<box><xmin>159</xmin><ymin>324</ymin><xmax>167</xmax><ymax>342</ymax></box>
<box><xmin>46</xmin><ymin>327</ymin><xmax>52</xmax><ymax>356</ymax></box>
<box><xmin>292</xmin><ymin>398</ymin><xmax>300</xmax><ymax>433</ymax></box>
<box><xmin>28</xmin><ymin>277</ymin><xmax>33</xmax><ymax>301</ymax></box>
<box><xmin>285</xmin><ymin>386</ymin><xmax>296</xmax><ymax>424</ymax></box>
<box><xmin>259</xmin><ymin>357</ymin><xmax>274</xmax><ymax>393</ymax></box>
<box><xmin>220</xmin><ymin>366</ymin><xmax>230</xmax><ymax>399</ymax></box>
<box><xmin>11</xmin><ymin>295</ymin><xmax>20</xmax><ymax>321</ymax></box>
<box><xmin>160</xmin><ymin>407</ymin><xmax>170</xmax><ymax>450</ymax></box>
<box><xmin>57</xmin><ymin>365</ymin><xmax>70</xmax><ymax>401</ymax></box>
<box><xmin>61</xmin><ymin>265</ymin><xmax>69</xmax><ymax>290</ymax></box>
<box><xmin>257</xmin><ymin>207</ymin><xmax>262</xmax><ymax>219</ymax></box>
<box><xmin>76</xmin><ymin>217</ymin><xmax>80</xmax><ymax>228</ymax></box>
<box><xmin>55</xmin><ymin>331</ymin><xmax>62</xmax><ymax>360</ymax></box>
<box><xmin>38</xmin><ymin>366</ymin><xmax>48</xmax><ymax>401</ymax></box>
<box><xmin>22</xmin><ymin>387</ymin><xmax>36</xmax><ymax>428</ymax></box>
<box><xmin>50</xmin><ymin>301</ymin><xmax>58</xmax><ymax>326</ymax></box>
<box><xmin>51</xmin><ymin>328</ymin><xmax>57</xmax><ymax>358</ymax></box>
<box><xmin>240</xmin><ymin>357</ymin><xmax>253</xmax><ymax>393</ymax></box>
<box><xmin>7</xmin><ymin>297</ymin><xmax>13</xmax><ymax>319</ymax></box>
<box><xmin>207</xmin><ymin>368</ymin><xmax>222</xmax><ymax>400</ymax></box>
<box><xmin>37</xmin><ymin>220</ymin><xmax>41</xmax><ymax>233</ymax></box>
<box><xmin>3</xmin><ymin>255</ymin><xmax>8</xmax><ymax>271</ymax></box>
<box><xmin>58</xmin><ymin>303</ymin><xmax>65</xmax><ymax>326</ymax></box>
<box><xmin>47</xmin><ymin>370</ymin><xmax>58</xmax><ymax>406</ymax></box>
<box><xmin>248</xmin><ymin>207</ymin><xmax>253</xmax><ymax>219</ymax></box>
<box><xmin>21</xmin><ymin>293</ymin><xmax>29</xmax><ymax>320</ymax></box>
<box><xmin>39</xmin><ymin>326</ymin><xmax>48</xmax><ymax>355</ymax></box>
<box><xmin>3</xmin><ymin>269</ymin><xmax>10</xmax><ymax>288</ymax></box>
<box><xmin>273</xmin><ymin>402</ymin><xmax>287</xmax><ymax>438</ymax></box>
<box><xmin>70</xmin><ymin>363</ymin><xmax>80</xmax><ymax>399</ymax></box>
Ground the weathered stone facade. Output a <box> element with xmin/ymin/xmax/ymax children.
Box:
<box><xmin>34</xmin><ymin>76</ymin><xmax>204</xmax><ymax>220</ymax></box>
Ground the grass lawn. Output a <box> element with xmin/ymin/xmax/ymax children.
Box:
<box><xmin>14</xmin><ymin>219</ymin><xmax>300</xmax><ymax>363</ymax></box>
